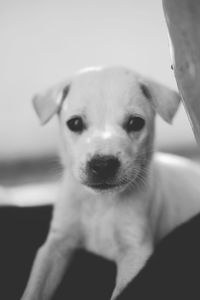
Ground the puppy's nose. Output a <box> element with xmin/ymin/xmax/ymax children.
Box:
<box><xmin>88</xmin><ymin>155</ymin><xmax>120</xmax><ymax>179</ymax></box>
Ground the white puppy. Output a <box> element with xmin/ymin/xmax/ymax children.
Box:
<box><xmin>21</xmin><ymin>66</ymin><xmax>200</xmax><ymax>300</ymax></box>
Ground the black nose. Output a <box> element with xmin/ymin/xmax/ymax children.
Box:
<box><xmin>88</xmin><ymin>155</ymin><xmax>120</xmax><ymax>180</ymax></box>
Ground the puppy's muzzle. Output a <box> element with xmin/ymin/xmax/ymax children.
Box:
<box><xmin>86</xmin><ymin>155</ymin><xmax>120</xmax><ymax>189</ymax></box>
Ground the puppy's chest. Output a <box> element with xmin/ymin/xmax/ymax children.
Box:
<box><xmin>83</xmin><ymin>209</ymin><xmax>116</xmax><ymax>259</ymax></box>
<box><xmin>80</xmin><ymin>199</ymin><xmax>141</xmax><ymax>260</ymax></box>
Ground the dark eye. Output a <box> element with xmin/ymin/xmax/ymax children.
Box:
<box><xmin>66</xmin><ymin>116</ymin><xmax>86</xmax><ymax>133</ymax></box>
<box><xmin>124</xmin><ymin>116</ymin><xmax>145</xmax><ymax>133</ymax></box>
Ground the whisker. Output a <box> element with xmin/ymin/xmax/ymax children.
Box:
<box><xmin>120</xmin><ymin>164</ymin><xmax>149</xmax><ymax>191</ymax></box>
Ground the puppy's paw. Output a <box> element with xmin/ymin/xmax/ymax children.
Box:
<box><xmin>111</xmin><ymin>285</ymin><xmax>124</xmax><ymax>300</ymax></box>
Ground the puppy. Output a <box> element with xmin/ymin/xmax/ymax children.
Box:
<box><xmin>21</xmin><ymin>66</ymin><xmax>200</xmax><ymax>300</ymax></box>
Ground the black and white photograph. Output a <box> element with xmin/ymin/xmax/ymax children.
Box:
<box><xmin>1</xmin><ymin>1</ymin><xmax>200</xmax><ymax>299</ymax></box>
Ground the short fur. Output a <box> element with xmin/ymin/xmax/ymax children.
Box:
<box><xmin>21</xmin><ymin>66</ymin><xmax>200</xmax><ymax>300</ymax></box>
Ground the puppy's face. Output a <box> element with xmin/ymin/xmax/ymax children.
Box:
<box><xmin>60</xmin><ymin>69</ymin><xmax>156</xmax><ymax>192</ymax></box>
<box><xmin>33</xmin><ymin>66</ymin><xmax>180</xmax><ymax>192</ymax></box>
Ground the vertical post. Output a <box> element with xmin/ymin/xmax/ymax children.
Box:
<box><xmin>162</xmin><ymin>0</ymin><xmax>200</xmax><ymax>144</ymax></box>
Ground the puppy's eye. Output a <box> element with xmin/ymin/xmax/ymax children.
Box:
<box><xmin>124</xmin><ymin>116</ymin><xmax>145</xmax><ymax>133</ymax></box>
<box><xmin>66</xmin><ymin>117</ymin><xmax>86</xmax><ymax>133</ymax></box>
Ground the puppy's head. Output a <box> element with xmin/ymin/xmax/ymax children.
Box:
<box><xmin>33</xmin><ymin>66</ymin><xmax>180</xmax><ymax>193</ymax></box>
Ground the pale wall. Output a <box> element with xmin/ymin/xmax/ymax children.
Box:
<box><xmin>0</xmin><ymin>0</ymin><xmax>197</xmax><ymax>160</ymax></box>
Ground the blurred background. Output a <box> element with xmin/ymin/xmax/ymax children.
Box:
<box><xmin>1</xmin><ymin>0</ymin><xmax>199</xmax><ymax>187</ymax></box>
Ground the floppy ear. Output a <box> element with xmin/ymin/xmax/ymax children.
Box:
<box><xmin>32</xmin><ymin>81</ymin><xmax>71</xmax><ymax>125</ymax></box>
<box><xmin>140</xmin><ymin>79</ymin><xmax>181</xmax><ymax>123</ymax></box>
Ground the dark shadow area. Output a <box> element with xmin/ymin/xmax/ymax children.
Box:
<box><xmin>117</xmin><ymin>212</ymin><xmax>200</xmax><ymax>300</ymax></box>
<box><xmin>0</xmin><ymin>205</ymin><xmax>200</xmax><ymax>300</ymax></box>
<box><xmin>0</xmin><ymin>205</ymin><xmax>116</xmax><ymax>300</ymax></box>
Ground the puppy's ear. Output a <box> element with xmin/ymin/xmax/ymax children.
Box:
<box><xmin>32</xmin><ymin>81</ymin><xmax>71</xmax><ymax>125</ymax></box>
<box><xmin>140</xmin><ymin>80</ymin><xmax>181</xmax><ymax>123</ymax></box>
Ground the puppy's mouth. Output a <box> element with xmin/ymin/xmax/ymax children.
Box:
<box><xmin>86</xmin><ymin>182</ymin><xmax>121</xmax><ymax>190</ymax></box>
<box><xmin>83</xmin><ymin>179</ymin><xmax>128</xmax><ymax>192</ymax></box>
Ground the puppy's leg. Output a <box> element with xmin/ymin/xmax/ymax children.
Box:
<box><xmin>21</xmin><ymin>229</ymin><xmax>80</xmax><ymax>300</ymax></box>
<box><xmin>111</xmin><ymin>243</ymin><xmax>153</xmax><ymax>300</ymax></box>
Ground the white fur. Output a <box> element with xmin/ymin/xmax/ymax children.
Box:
<box><xmin>19</xmin><ymin>66</ymin><xmax>200</xmax><ymax>300</ymax></box>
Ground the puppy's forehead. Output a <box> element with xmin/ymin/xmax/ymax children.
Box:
<box><xmin>63</xmin><ymin>67</ymin><xmax>148</xmax><ymax>116</ymax></box>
